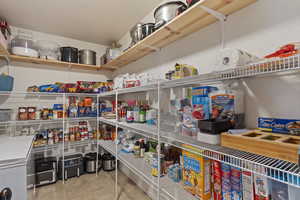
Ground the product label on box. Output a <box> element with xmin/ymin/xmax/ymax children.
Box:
<box><xmin>213</xmin><ymin>161</ymin><xmax>222</xmax><ymax>200</ymax></box>
<box><xmin>242</xmin><ymin>171</ymin><xmax>254</xmax><ymax>200</ymax></box>
<box><xmin>270</xmin><ymin>180</ymin><xmax>289</xmax><ymax>200</ymax></box>
<box><xmin>192</xmin><ymin>86</ymin><xmax>217</xmax><ymax>120</ymax></box>
<box><xmin>221</xmin><ymin>163</ymin><xmax>231</xmax><ymax>200</ymax></box>
<box><xmin>253</xmin><ymin>174</ymin><xmax>269</xmax><ymax>200</ymax></box>
<box><xmin>211</xmin><ymin>94</ymin><xmax>235</xmax><ymax>121</ymax></box>
<box><xmin>258</xmin><ymin>117</ymin><xmax>300</xmax><ymax>135</ymax></box>
<box><xmin>231</xmin><ymin>167</ymin><xmax>242</xmax><ymax>200</ymax></box>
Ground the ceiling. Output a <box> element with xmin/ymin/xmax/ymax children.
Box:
<box><xmin>0</xmin><ymin>0</ymin><xmax>162</xmax><ymax>46</ymax></box>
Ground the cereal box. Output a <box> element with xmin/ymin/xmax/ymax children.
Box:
<box><xmin>212</xmin><ymin>160</ymin><xmax>222</xmax><ymax>200</ymax></box>
<box><xmin>231</xmin><ymin>167</ymin><xmax>243</xmax><ymax>200</ymax></box>
<box><xmin>242</xmin><ymin>170</ymin><xmax>254</xmax><ymax>200</ymax></box>
<box><xmin>253</xmin><ymin>174</ymin><xmax>269</xmax><ymax>200</ymax></box>
<box><xmin>221</xmin><ymin>163</ymin><xmax>232</xmax><ymax>200</ymax></box>
<box><xmin>182</xmin><ymin>145</ymin><xmax>211</xmax><ymax>200</ymax></box>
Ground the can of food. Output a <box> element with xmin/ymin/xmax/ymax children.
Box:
<box><xmin>151</xmin><ymin>154</ymin><xmax>165</xmax><ymax>177</ymax></box>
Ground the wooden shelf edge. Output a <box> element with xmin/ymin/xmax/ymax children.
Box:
<box><xmin>9</xmin><ymin>55</ymin><xmax>116</xmax><ymax>72</ymax></box>
<box><xmin>104</xmin><ymin>0</ymin><xmax>257</xmax><ymax>69</ymax></box>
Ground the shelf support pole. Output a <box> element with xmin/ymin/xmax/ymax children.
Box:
<box><xmin>199</xmin><ymin>5</ymin><xmax>227</xmax><ymax>48</ymax></box>
<box><xmin>0</xmin><ymin>54</ymin><xmax>10</xmax><ymax>66</ymax></box>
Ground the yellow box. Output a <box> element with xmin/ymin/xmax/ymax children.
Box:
<box><xmin>182</xmin><ymin>144</ymin><xmax>211</xmax><ymax>200</ymax></box>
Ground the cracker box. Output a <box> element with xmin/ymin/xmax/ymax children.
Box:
<box><xmin>182</xmin><ymin>145</ymin><xmax>211</xmax><ymax>200</ymax></box>
<box><xmin>242</xmin><ymin>170</ymin><xmax>254</xmax><ymax>200</ymax></box>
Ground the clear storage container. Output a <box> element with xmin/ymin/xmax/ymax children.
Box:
<box><xmin>10</xmin><ymin>30</ymin><xmax>38</xmax><ymax>57</ymax></box>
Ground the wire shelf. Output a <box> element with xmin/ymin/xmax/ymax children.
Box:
<box><xmin>98</xmin><ymin>119</ymin><xmax>300</xmax><ymax>189</ymax></box>
<box><xmin>98</xmin><ymin>140</ymin><xmax>197</xmax><ymax>200</ymax></box>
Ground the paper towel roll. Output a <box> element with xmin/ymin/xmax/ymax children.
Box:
<box><xmin>215</xmin><ymin>48</ymin><xmax>259</xmax><ymax>71</ymax></box>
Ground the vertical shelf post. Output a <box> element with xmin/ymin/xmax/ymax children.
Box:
<box><xmin>115</xmin><ymin>90</ymin><xmax>119</xmax><ymax>200</ymax></box>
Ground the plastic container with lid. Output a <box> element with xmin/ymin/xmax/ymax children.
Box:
<box><xmin>10</xmin><ymin>30</ymin><xmax>38</xmax><ymax>57</ymax></box>
<box><xmin>37</xmin><ymin>40</ymin><xmax>60</xmax><ymax>60</ymax></box>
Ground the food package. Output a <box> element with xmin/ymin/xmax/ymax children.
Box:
<box><xmin>174</xmin><ymin>63</ymin><xmax>198</xmax><ymax>79</ymax></box>
<box><xmin>221</xmin><ymin>163</ymin><xmax>232</xmax><ymax>200</ymax></box>
<box><xmin>265</xmin><ymin>43</ymin><xmax>300</xmax><ymax>59</ymax></box>
<box><xmin>231</xmin><ymin>167</ymin><xmax>243</xmax><ymax>200</ymax></box>
<box><xmin>212</xmin><ymin>160</ymin><xmax>222</xmax><ymax>200</ymax></box>
<box><xmin>191</xmin><ymin>86</ymin><xmax>218</xmax><ymax>120</ymax></box>
<box><xmin>258</xmin><ymin>117</ymin><xmax>300</xmax><ymax>135</ymax></box>
<box><xmin>269</xmin><ymin>180</ymin><xmax>289</xmax><ymax>200</ymax></box>
<box><xmin>253</xmin><ymin>173</ymin><xmax>269</xmax><ymax>200</ymax></box>
<box><xmin>242</xmin><ymin>170</ymin><xmax>254</xmax><ymax>200</ymax></box>
<box><xmin>182</xmin><ymin>144</ymin><xmax>211</xmax><ymax>200</ymax></box>
<box><xmin>215</xmin><ymin>48</ymin><xmax>259</xmax><ymax>71</ymax></box>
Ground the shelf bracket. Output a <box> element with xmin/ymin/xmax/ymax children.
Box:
<box><xmin>199</xmin><ymin>5</ymin><xmax>227</xmax><ymax>49</ymax></box>
<box><xmin>0</xmin><ymin>54</ymin><xmax>10</xmax><ymax>67</ymax></box>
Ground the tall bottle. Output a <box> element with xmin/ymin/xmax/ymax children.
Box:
<box><xmin>126</xmin><ymin>105</ymin><xmax>134</xmax><ymax>123</ymax></box>
<box><xmin>133</xmin><ymin>100</ymin><xmax>140</xmax><ymax>123</ymax></box>
<box><xmin>140</xmin><ymin>139</ymin><xmax>146</xmax><ymax>158</ymax></box>
<box><xmin>139</xmin><ymin>104</ymin><xmax>146</xmax><ymax>123</ymax></box>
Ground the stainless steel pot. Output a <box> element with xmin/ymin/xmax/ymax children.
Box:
<box><xmin>130</xmin><ymin>23</ymin><xmax>143</xmax><ymax>45</ymax></box>
<box><xmin>142</xmin><ymin>23</ymin><xmax>155</xmax><ymax>39</ymax></box>
<box><xmin>79</xmin><ymin>49</ymin><xmax>96</xmax><ymax>65</ymax></box>
<box><xmin>102</xmin><ymin>153</ymin><xmax>115</xmax><ymax>171</ymax></box>
<box><xmin>84</xmin><ymin>153</ymin><xmax>101</xmax><ymax>173</ymax></box>
<box><xmin>154</xmin><ymin>1</ymin><xmax>187</xmax><ymax>29</ymax></box>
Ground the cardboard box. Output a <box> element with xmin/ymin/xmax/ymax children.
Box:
<box><xmin>242</xmin><ymin>170</ymin><xmax>254</xmax><ymax>200</ymax></box>
<box><xmin>182</xmin><ymin>145</ymin><xmax>211</xmax><ymax>200</ymax></box>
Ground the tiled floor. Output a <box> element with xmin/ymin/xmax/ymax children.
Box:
<box><xmin>28</xmin><ymin>171</ymin><xmax>151</xmax><ymax>200</ymax></box>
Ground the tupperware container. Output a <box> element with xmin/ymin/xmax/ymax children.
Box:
<box><xmin>10</xmin><ymin>30</ymin><xmax>38</xmax><ymax>57</ymax></box>
<box><xmin>37</xmin><ymin>40</ymin><xmax>60</xmax><ymax>60</ymax></box>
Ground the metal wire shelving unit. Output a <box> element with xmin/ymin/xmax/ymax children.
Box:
<box><xmin>96</xmin><ymin>55</ymin><xmax>300</xmax><ymax>200</ymax></box>
<box><xmin>0</xmin><ymin>92</ymin><xmax>100</xmax><ymax>187</ymax></box>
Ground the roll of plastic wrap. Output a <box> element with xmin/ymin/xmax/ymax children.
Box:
<box><xmin>215</xmin><ymin>48</ymin><xmax>259</xmax><ymax>71</ymax></box>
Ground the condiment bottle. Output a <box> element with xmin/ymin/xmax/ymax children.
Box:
<box><xmin>133</xmin><ymin>101</ymin><xmax>140</xmax><ymax>123</ymax></box>
<box><xmin>140</xmin><ymin>139</ymin><xmax>145</xmax><ymax>158</ymax></box>
<box><xmin>126</xmin><ymin>105</ymin><xmax>134</xmax><ymax>123</ymax></box>
<box><xmin>139</xmin><ymin>105</ymin><xmax>146</xmax><ymax>123</ymax></box>
<box><xmin>133</xmin><ymin>141</ymin><xmax>140</xmax><ymax>157</ymax></box>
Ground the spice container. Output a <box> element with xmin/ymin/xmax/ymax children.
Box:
<box><xmin>27</xmin><ymin>107</ymin><xmax>36</xmax><ymax>120</ymax></box>
<box><xmin>18</xmin><ymin>107</ymin><xmax>28</xmax><ymax>120</ymax></box>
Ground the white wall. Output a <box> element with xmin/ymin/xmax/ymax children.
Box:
<box><xmin>0</xmin><ymin>27</ymin><xmax>110</xmax><ymax>92</ymax></box>
<box><xmin>116</xmin><ymin>0</ymin><xmax>300</xmax><ymax>128</ymax></box>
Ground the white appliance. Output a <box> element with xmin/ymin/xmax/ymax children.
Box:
<box><xmin>0</xmin><ymin>135</ymin><xmax>34</xmax><ymax>200</ymax></box>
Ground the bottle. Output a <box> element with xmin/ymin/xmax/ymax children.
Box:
<box><xmin>140</xmin><ymin>140</ymin><xmax>145</xmax><ymax>158</ymax></box>
<box><xmin>133</xmin><ymin>101</ymin><xmax>140</xmax><ymax>123</ymax></box>
<box><xmin>139</xmin><ymin>105</ymin><xmax>146</xmax><ymax>123</ymax></box>
<box><xmin>126</xmin><ymin>105</ymin><xmax>134</xmax><ymax>123</ymax></box>
<box><xmin>133</xmin><ymin>141</ymin><xmax>140</xmax><ymax>157</ymax></box>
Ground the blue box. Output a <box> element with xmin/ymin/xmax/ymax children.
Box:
<box><xmin>0</xmin><ymin>74</ymin><xmax>14</xmax><ymax>91</ymax></box>
<box><xmin>258</xmin><ymin>117</ymin><xmax>300</xmax><ymax>135</ymax></box>
<box><xmin>191</xmin><ymin>86</ymin><xmax>217</xmax><ymax>120</ymax></box>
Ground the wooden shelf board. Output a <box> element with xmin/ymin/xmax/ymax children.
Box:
<box><xmin>9</xmin><ymin>55</ymin><xmax>116</xmax><ymax>72</ymax></box>
<box><xmin>102</xmin><ymin>0</ymin><xmax>256</xmax><ymax>69</ymax></box>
